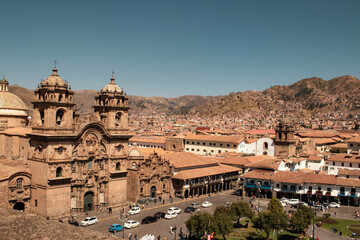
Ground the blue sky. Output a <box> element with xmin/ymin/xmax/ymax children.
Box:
<box><xmin>0</xmin><ymin>0</ymin><xmax>359</xmax><ymax>97</ymax></box>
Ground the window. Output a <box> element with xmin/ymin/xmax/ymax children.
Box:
<box><xmin>318</xmin><ymin>187</ymin><xmax>322</xmax><ymax>190</ymax></box>
<box><xmin>227</xmin><ymin>144</ymin><xmax>230</xmax><ymax>147</ymax></box>
<box><xmin>191</xmin><ymin>149</ymin><xmax>194</xmax><ymax>151</ymax></box>
<box><xmin>327</xmin><ymin>188</ymin><xmax>331</xmax><ymax>192</ymax></box>
<box><xmin>276</xmin><ymin>184</ymin><xmax>279</xmax><ymax>188</ymax></box>
<box><xmin>116</xmin><ymin>162</ymin><xmax>120</xmax><ymax>171</ymax></box>
<box><xmin>203</xmin><ymin>149</ymin><xmax>206</xmax><ymax>152</ymax></box>
<box><xmin>197</xmin><ymin>149</ymin><xmax>200</xmax><ymax>152</ymax></box>
<box><xmin>197</xmin><ymin>142</ymin><xmax>200</xmax><ymax>145</ymax></box>
<box><xmin>264</xmin><ymin>142</ymin><xmax>268</xmax><ymax>150</ymax></box>
<box><xmin>203</xmin><ymin>142</ymin><xmax>205</xmax><ymax>145</ymax></box>
<box><xmin>290</xmin><ymin>185</ymin><xmax>296</xmax><ymax>191</ymax></box>
<box><xmin>192</xmin><ymin>142</ymin><xmax>194</xmax><ymax>144</ymax></box>
<box><xmin>218</xmin><ymin>150</ymin><xmax>221</xmax><ymax>153</ymax></box>
<box><xmin>341</xmin><ymin>162</ymin><xmax>344</xmax><ymax>167</ymax></box>
<box><xmin>115</xmin><ymin>112</ymin><xmax>121</xmax><ymax>126</ymax></box>
<box><xmin>282</xmin><ymin>185</ymin><xmax>288</xmax><ymax>190</ymax></box>
<box><xmin>347</xmin><ymin>175</ymin><xmax>349</xmax><ymax>178</ymax></box>
<box><xmin>299</xmin><ymin>186</ymin><xmax>302</xmax><ymax>190</ymax></box>
<box><xmin>186</xmin><ymin>141</ymin><xmax>189</xmax><ymax>144</ymax></box>
<box><xmin>350</xmin><ymin>163</ymin><xmax>353</xmax><ymax>167</ymax></box>
<box><xmin>35</xmin><ymin>199</ymin><xmax>38</xmax><ymax>207</ymax></box>
<box><xmin>332</xmin><ymin>162</ymin><xmax>335</xmax><ymax>166</ymax></box>
<box><xmin>309</xmin><ymin>186</ymin><xmax>312</xmax><ymax>191</ymax></box>
<box><xmin>131</xmin><ymin>162</ymin><xmax>136</xmax><ymax>169</ymax></box>
<box><xmin>186</xmin><ymin>148</ymin><xmax>189</xmax><ymax>151</ymax></box>
<box><xmin>213</xmin><ymin>143</ymin><xmax>216</xmax><ymax>146</ymax></box>
<box><xmin>163</xmin><ymin>184</ymin><xmax>166</xmax><ymax>189</ymax></box>
<box><xmin>56</xmin><ymin>167</ymin><xmax>62</xmax><ymax>177</ymax></box>
<box><xmin>56</xmin><ymin>109</ymin><xmax>65</xmax><ymax>125</ymax></box>
<box><xmin>350</xmin><ymin>144</ymin><xmax>354</xmax><ymax>147</ymax></box>
<box><xmin>211</xmin><ymin>150</ymin><xmax>214</xmax><ymax>153</ymax></box>
<box><xmin>233</xmin><ymin>145</ymin><xmax>236</xmax><ymax>147</ymax></box>
<box><xmin>220</xmin><ymin>144</ymin><xmax>223</xmax><ymax>147</ymax></box>
<box><xmin>140</xmin><ymin>187</ymin><xmax>143</xmax><ymax>193</ymax></box>
<box><xmin>209</xmin><ymin>143</ymin><xmax>212</xmax><ymax>146</ymax></box>
<box><xmin>16</xmin><ymin>178</ymin><xmax>23</xmax><ymax>190</ymax></box>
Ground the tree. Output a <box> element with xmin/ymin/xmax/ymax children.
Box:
<box><xmin>267</xmin><ymin>197</ymin><xmax>284</xmax><ymax>213</ymax></box>
<box><xmin>229</xmin><ymin>201</ymin><xmax>253</xmax><ymax>226</ymax></box>
<box><xmin>214</xmin><ymin>206</ymin><xmax>230</xmax><ymax>217</ymax></box>
<box><xmin>213</xmin><ymin>212</ymin><xmax>233</xmax><ymax>240</ymax></box>
<box><xmin>186</xmin><ymin>212</ymin><xmax>217</xmax><ymax>239</ymax></box>
<box><xmin>252</xmin><ymin>210</ymin><xmax>288</xmax><ymax>238</ymax></box>
<box><xmin>290</xmin><ymin>205</ymin><xmax>313</xmax><ymax>233</ymax></box>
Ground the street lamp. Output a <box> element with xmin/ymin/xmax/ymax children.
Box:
<box><xmin>256</xmin><ymin>182</ymin><xmax>261</xmax><ymax>212</ymax></box>
<box><xmin>119</xmin><ymin>213</ymin><xmax>128</xmax><ymax>239</ymax></box>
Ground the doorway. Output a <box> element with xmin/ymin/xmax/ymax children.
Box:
<box><xmin>84</xmin><ymin>192</ymin><xmax>94</xmax><ymax>212</ymax></box>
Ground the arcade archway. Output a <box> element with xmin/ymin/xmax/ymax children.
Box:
<box><xmin>13</xmin><ymin>202</ymin><xmax>25</xmax><ymax>211</ymax></box>
<box><xmin>84</xmin><ymin>192</ymin><xmax>94</xmax><ymax>212</ymax></box>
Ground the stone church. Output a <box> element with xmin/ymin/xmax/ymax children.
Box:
<box><xmin>0</xmin><ymin>66</ymin><xmax>173</xmax><ymax>218</ymax></box>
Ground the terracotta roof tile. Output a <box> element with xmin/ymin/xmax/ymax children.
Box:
<box><xmin>184</xmin><ymin>134</ymin><xmax>245</xmax><ymax>144</ymax></box>
<box><xmin>172</xmin><ymin>164</ymin><xmax>241</xmax><ymax>180</ymax></box>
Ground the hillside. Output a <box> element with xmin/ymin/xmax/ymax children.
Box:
<box><xmin>9</xmin><ymin>75</ymin><xmax>360</xmax><ymax>117</ymax></box>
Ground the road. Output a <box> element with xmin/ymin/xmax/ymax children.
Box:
<box><xmin>83</xmin><ymin>190</ymin><xmax>249</xmax><ymax>239</ymax></box>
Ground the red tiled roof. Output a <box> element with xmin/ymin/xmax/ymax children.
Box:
<box><xmin>184</xmin><ymin>134</ymin><xmax>245</xmax><ymax>144</ymax></box>
<box><xmin>172</xmin><ymin>164</ymin><xmax>240</xmax><ymax>180</ymax></box>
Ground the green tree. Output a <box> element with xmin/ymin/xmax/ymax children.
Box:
<box><xmin>290</xmin><ymin>205</ymin><xmax>313</xmax><ymax>233</ymax></box>
<box><xmin>267</xmin><ymin>197</ymin><xmax>284</xmax><ymax>213</ymax></box>
<box><xmin>213</xmin><ymin>212</ymin><xmax>233</xmax><ymax>240</ymax></box>
<box><xmin>214</xmin><ymin>206</ymin><xmax>230</xmax><ymax>217</ymax></box>
<box><xmin>252</xmin><ymin>210</ymin><xmax>288</xmax><ymax>238</ymax></box>
<box><xmin>186</xmin><ymin>212</ymin><xmax>217</xmax><ymax>239</ymax></box>
<box><xmin>229</xmin><ymin>201</ymin><xmax>253</xmax><ymax>226</ymax></box>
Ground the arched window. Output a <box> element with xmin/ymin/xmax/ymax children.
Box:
<box><xmin>56</xmin><ymin>109</ymin><xmax>65</xmax><ymax>125</ymax></box>
<box><xmin>116</xmin><ymin>162</ymin><xmax>120</xmax><ymax>171</ymax></box>
<box><xmin>40</xmin><ymin>110</ymin><xmax>45</xmax><ymax>125</ymax></box>
<box><xmin>131</xmin><ymin>162</ymin><xmax>136</xmax><ymax>169</ymax></box>
<box><xmin>140</xmin><ymin>187</ymin><xmax>143</xmax><ymax>193</ymax></box>
<box><xmin>56</xmin><ymin>167</ymin><xmax>62</xmax><ymax>177</ymax></box>
<box><xmin>115</xmin><ymin>112</ymin><xmax>121</xmax><ymax>126</ymax></box>
<box><xmin>163</xmin><ymin>184</ymin><xmax>166</xmax><ymax>189</ymax></box>
<box><xmin>16</xmin><ymin>178</ymin><xmax>23</xmax><ymax>190</ymax></box>
<box><xmin>264</xmin><ymin>142</ymin><xmax>268</xmax><ymax>150</ymax></box>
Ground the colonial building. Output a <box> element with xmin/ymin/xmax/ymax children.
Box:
<box><xmin>27</xmin><ymin>68</ymin><xmax>132</xmax><ymax>217</ymax></box>
<box><xmin>274</xmin><ymin>118</ymin><xmax>296</xmax><ymax>157</ymax></box>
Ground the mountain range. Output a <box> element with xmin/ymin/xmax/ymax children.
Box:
<box><xmin>9</xmin><ymin>75</ymin><xmax>360</xmax><ymax>117</ymax></box>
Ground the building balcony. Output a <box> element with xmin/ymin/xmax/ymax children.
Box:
<box><xmin>307</xmin><ymin>190</ymin><xmax>313</xmax><ymax>195</ymax></box>
<box><xmin>281</xmin><ymin>188</ymin><xmax>296</xmax><ymax>193</ymax></box>
<box><xmin>325</xmin><ymin>191</ymin><xmax>332</xmax><ymax>197</ymax></box>
<box><xmin>348</xmin><ymin>193</ymin><xmax>357</xmax><ymax>198</ymax></box>
<box><xmin>245</xmin><ymin>184</ymin><xmax>271</xmax><ymax>190</ymax></box>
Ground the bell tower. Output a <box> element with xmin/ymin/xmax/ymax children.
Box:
<box><xmin>274</xmin><ymin>118</ymin><xmax>296</xmax><ymax>157</ymax></box>
<box><xmin>93</xmin><ymin>75</ymin><xmax>129</xmax><ymax>134</ymax></box>
<box><xmin>32</xmin><ymin>66</ymin><xmax>76</xmax><ymax>134</ymax></box>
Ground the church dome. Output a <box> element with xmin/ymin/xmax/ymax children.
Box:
<box><xmin>0</xmin><ymin>77</ymin><xmax>29</xmax><ymax>116</ymax></box>
<box><xmin>128</xmin><ymin>148</ymin><xmax>142</xmax><ymax>157</ymax></box>
<box><xmin>41</xmin><ymin>67</ymin><xmax>67</xmax><ymax>88</ymax></box>
<box><xmin>102</xmin><ymin>77</ymin><xmax>122</xmax><ymax>93</ymax></box>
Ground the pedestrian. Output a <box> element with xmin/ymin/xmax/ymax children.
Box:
<box><xmin>170</xmin><ymin>225</ymin><xmax>173</xmax><ymax>234</ymax></box>
<box><xmin>334</xmin><ymin>211</ymin><xmax>336</xmax><ymax>217</ymax></box>
<box><xmin>158</xmin><ymin>235</ymin><xmax>161</xmax><ymax>240</ymax></box>
<box><xmin>129</xmin><ymin>233</ymin><xmax>132</xmax><ymax>240</ymax></box>
<box><xmin>134</xmin><ymin>234</ymin><xmax>137</xmax><ymax>240</ymax></box>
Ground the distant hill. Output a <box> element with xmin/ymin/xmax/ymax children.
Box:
<box><xmin>9</xmin><ymin>75</ymin><xmax>360</xmax><ymax>117</ymax></box>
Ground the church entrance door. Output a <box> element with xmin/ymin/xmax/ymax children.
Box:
<box><xmin>13</xmin><ymin>202</ymin><xmax>25</xmax><ymax>211</ymax></box>
<box><xmin>84</xmin><ymin>192</ymin><xmax>94</xmax><ymax>212</ymax></box>
<box><xmin>150</xmin><ymin>186</ymin><xmax>156</xmax><ymax>198</ymax></box>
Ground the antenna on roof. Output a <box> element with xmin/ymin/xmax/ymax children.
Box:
<box><xmin>112</xmin><ymin>70</ymin><xmax>115</xmax><ymax>78</ymax></box>
<box><xmin>54</xmin><ymin>59</ymin><xmax>57</xmax><ymax>68</ymax></box>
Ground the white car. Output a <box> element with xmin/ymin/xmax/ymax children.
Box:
<box><xmin>168</xmin><ymin>207</ymin><xmax>181</xmax><ymax>214</ymax></box>
<box><xmin>124</xmin><ymin>220</ymin><xmax>140</xmax><ymax>229</ymax></box>
<box><xmin>202</xmin><ymin>201</ymin><xmax>213</xmax><ymax>208</ymax></box>
<box><xmin>288</xmin><ymin>199</ymin><xmax>300</xmax><ymax>205</ymax></box>
<box><xmin>80</xmin><ymin>216</ymin><xmax>98</xmax><ymax>226</ymax></box>
<box><xmin>280</xmin><ymin>197</ymin><xmax>288</xmax><ymax>203</ymax></box>
<box><xmin>281</xmin><ymin>201</ymin><xmax>287</xmax><ymax>207</ymax></box>
<box><xmin>329</xmin><ymin>202</ymin><xmax>340</xmax><ymax>208</ymax></box>
<box><xmin>164</xmin><ymin>212</ymin><xmax>177</xmax><ymax>219</ymax></box>
<box><xmin>129</xmin><ymin>207</ymin><xmax>141</xmax><ymax>215</ymax></box>
<box><xmin>191</xmin><ymin>203</ymin><xmax>200</xmax><ymax>209</ymax></box>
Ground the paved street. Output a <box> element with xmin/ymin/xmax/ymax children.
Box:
<box><xmin>79</xmin><ymin>190</ymin><xmax>245</xmax><ymax>239</ymax></box>
<box><xmin>74</xmin><ymin>191</ymin><xmax>360</xmax><ymax>239</ymax></box>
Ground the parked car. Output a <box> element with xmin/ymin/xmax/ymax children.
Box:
<box><xmin>168</xmin><ymin>207</ymin><xmax>182</xmax><ymax>214</ymax></box>
<box><xmin>109</xmin><ymin>224</ymin><xmax>124</xmax><ymax>232</ymax></box>
<box><xmin>185</xmin><ymin>206</ymin><xmax>196</xmax><ymax>213</ymax></box>
<box><xmin>329</xmin><ymin>202</ymin><xmax>340</xmax><ymax>208</ymax></box>
<box><xmin>141</xmin><ymin>216</ymin><xmax>157</xmax><ymax>224</ymax></box>
<box><xmin>154</xmin><ymin>212</ymin><xmax>166</xmax><ymax>219</ymax></box>
<box><xmin>124</xmin><ymin>220</ymin><xmax>140</xmax><ymax>229</ymax></box>
<box><xmin>281</xmin><ymin>201</ymin><xmax>287</xmax><ymax>207</ymax></box>
<box><xmin>129</xmin><ymin>207</ymin><xmax>141</xmax><ymax>215</ymax></box>
<box><xmin>68</xmin><ymin>216</ymin><xmax>79</xmax><ymax>227</ymax></box>
<box><xmin>280</xmin><ymin>197</ymin><xmax>288</xmax><ymax>203</ymax></box>
<box><xmin>191</xmin><ymin>203</ymin><xmax>200</xmax><ymax>209</ymax></box>
<box><xmin>164</xmin><ymin>212</ymin><xmax>177</xmax><ymax>219</ymax></box>
<box><xmin>298</xmin><ymin>202</ymin><xmax>308</xmax><ymax>207</ymax></box>
<box><xmin>288</xmin><ymin>199</ymin><xmax>300</xmax><ymax>205</ymax></box>
<box><xmin>202</xmin><ymin>201</ymin><xmax>213</xmax><ymax>208</ymax></box>
<box><xmin>80</xmin><ymin>216</ymin><xmax>98</xmax><ymax>227</ymax></box>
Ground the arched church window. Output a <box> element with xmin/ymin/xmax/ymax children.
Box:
<box><xmin>56</xmin><ymin>109</ymin><xmax>65</xmax><ymax>125</ymax></box>
<box><xmin>131</xmin><ymin>162</ymin><xmax>136</xmax><ymax>169</ymax></box>
<box><xmin>163</xmin><ymin>184</ymin><xmax>166</xmax><ymax>189</ymax></box>
<box><xmin>59</xmin><ymin>94</ymin><xmax>63</xmax><ymax>102</ymax></box>
<box><xmin>40</xmin><ymin>110</ymin><xmax>45</xmax><ymax>125</ymax></box>
<box><xmin>116</xmin><ymin>162</ymin><xmax>120</xmax><ymax>171</ymax></box>
<box><xmin>56</xmin><ymin>167</ymin><xmax>62</xmax><ymax>177</ymax></box>
<box><xmin>140</xmin><ymin>187</ymin><xmax>143</xmax><ymax>193</ymax></box>
<box><xmin>16</xmin><ymin>178</ymin><xmax>23</xmax><ymax>190</ymax></box>
<box><xmin>264</xmin><ymin>142</ymin><xmax>268</xmax><ymax>150</ymax></box>
<box><xmin>115</xmin><ymin>112</ymin><xmax>121</xmax><ymax>126</ymax></box>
